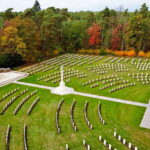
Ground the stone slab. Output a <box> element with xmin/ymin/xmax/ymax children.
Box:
<box><xmin>0</xmin><ymin>71</ymin><xmax>28</xmax><ymax>87</ymax></box>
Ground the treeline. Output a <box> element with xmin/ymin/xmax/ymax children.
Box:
<box><xmin>0</xmin><ymin>1</ymin><xmax>150</xmax><ymax>67</ymax></box>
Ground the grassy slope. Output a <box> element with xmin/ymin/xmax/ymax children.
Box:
<box><xmin>20</xmin><ymin>56</ymin><xmax>150</xmax><ymax>103</ymax></box>
<box><xmin>0</xmin><ymin>55</ymin><xmax>150</xmax><ymax>150</ymax></box>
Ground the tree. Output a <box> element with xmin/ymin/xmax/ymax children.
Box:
<box><xmin>87</xmin><ymin>23</ymin><xmax>101</xmax><ymax>48</ymax></box>
<box><xmin>87</xmin><ymin>12</ymin><xmax>96</xmax><ymax>26</ymax></box>
<box><xmin>40</xmin><ymin>9</ymin><xmax>62</xmax><ymax>56</ymax></box>
<box><xmin>33</xmin><ymin>0</ymin><xmax>41</xmax><ymax>12</ymax></box>
<box><xmin>0</xmin><ymin>53</ymin><xmax>24</xmax><ymax>68</ymax></box>
<box><xmin>20</xmin><ymin>8</ymin><xmax>35</xmax><ymax>18</ymax></box>
<box><xmin>140</xmin><ymin>3</ymin><xmax>148</xmax><ymax>18</ymax></box>
<box><xmin>126</xmin><ymin>14</ymin><xmax>146</xmax><ymax>52</ymax></box>
<box><xmin>0</xmin><ymin>17</ymin><xmax>3</xmax><ymax>29</ymax></box>
<box><xmin>1</xmin><ymin>26</ymin><xmax>26</xmax><ymax>55</ymax></box>
<box><xmin>117</xmin><ymin>9</ymin><xmax>128</xmax><ymax>50</ymax></box>
<box><xmin>0</xmin><ymin>17</ymin><xmax>39</xmax><ymax>62</ymax></box>
<box><xmin>111</xmin><ymin>25</ymin><xmax>122</xmax><ymax>50</ymax></box>
<box><xmin>4</xmin><ymin>8</ymin><xmax>16</xmax><ymax>20</ymax></box>
<box><xmin>142</xmin><ymin>18</ymin><xmax>150</xmax><ymax>51</ymax></box>
<box><xmin>101</xmin><ymin>7</ymin><xmax>117</xmax><ymax>49</ymax></box>
<box><xmin>62</xmin><ymin>20</ymin><xmax>87</xmax><ymax>52</ymax></box>
<box><xmin>18</xmin><ymin>18</ymin><xmax>40</xmax><ymax>61</ymax></box>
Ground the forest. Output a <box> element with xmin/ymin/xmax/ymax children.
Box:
<box><xmin>0</xmin><ymin>0</ymin><xmax>150</xmax><ymax>67</ymax></box>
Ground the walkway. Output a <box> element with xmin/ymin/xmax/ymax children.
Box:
<box><xmin>74</xmin><ymin>91</ymin><xmax>148</xmax><ymax>107</ymax></box>
<box><xmin>140</xmin><ymin>101</ymin><xmax>150</xmax><ymax>129</ymax></box>
<box><xmin>0</xmin><ymin>71</ymin><xmax>28</xmax><ymax>87</ymax></box>
<box><xmin>13</xmin><ymin>81</ymin><xmax>148</xmax><ymax>108</ymax></box>
<box><xmin>13</xmin><ymin>81</ymin><xmax>54</xmax><ymax>90</ymax></box>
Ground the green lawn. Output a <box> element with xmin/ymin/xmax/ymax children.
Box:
<box><xmin>0</xmin><ymin>54</ymin><xmax>150</xmax><ymax>150</ymax></box>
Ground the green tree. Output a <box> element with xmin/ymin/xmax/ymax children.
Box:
<box><xmin>4</xmin><ymin>8</ymin><xmax>16</xmax><ymax>20</ymax></box>
<box><xmin>87</xmin><ymin>12</ymin><xmax>96</xmax><ymax>26</ymax></box>
<box><xmin>101</xmin><ymin>7</ymin><xmax>117</xmax><ymax>49</ymax></box>
<box><xmin>33</xmin><ymin>0</ymin><xmax>41</xmax><ymax>12</ymax></box>
<box><xmin>62</xmin><ymin>20</ymin><xmax>87</xmax><ymax>52</ymax></box>
<box><xmin>40</xmin><ymin>8</ymin><xmax>63</xmax><ymax>56</ymax></box>
<box><xmin>140</xmin><ymin>3</ymin><xmax>148</xmax><ymax>18</ymax></box>
<box><xmin>0</xmin><ymin>17</ymin><xmax>3</xmax><ymax>29</ymax></box>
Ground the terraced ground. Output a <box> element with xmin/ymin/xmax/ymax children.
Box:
<box><xmin>0</xmin><ymin>54</ymin><xmax>150</xmax><ymax>150</ymax></box>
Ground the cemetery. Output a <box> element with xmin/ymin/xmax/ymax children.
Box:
<box><xmin>0</xmin><ymin>54</ymin><xmax>150</xmax><ymax>149</ymax></box>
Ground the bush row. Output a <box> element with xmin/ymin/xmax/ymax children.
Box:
<box><xmin>78</xmin><ymin>49</ymin><xmax>150</xmax><ymax>58</ymax></box>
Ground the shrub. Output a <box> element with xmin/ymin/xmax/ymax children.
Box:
<box><xmin>138</xmin><ymin>51</ymin><xmax>146</xmax><ymax>57</ymax></box>
<box><xmin>124</xmin><ymin>50</ymin><xmax>136</xmax><ymax>57</ymax></box>
<box><xmin>114</xmin><ymin>50</ymin><xmax>125</xmax><ymax>56</ymax></box>
<box><xmin>145</xmin><ymin>52</ymin><xmax>150</xmax><ymax>58</ymax></box>
<box><xmin>53</xmin><ymin>50</ymin><xmax>60</xmax><ymax>55</ymax></box>
<box><xmin>78</xmin><ymin>49</ymin><xmax>150</xmax><ymax>58</ymax></box>
<box><xmin>100</xmin><ymin>49</ymin><xmax>109</xmax><ymax>55</ymax></box>
<box><xmin>0</xmin><ymin>53</ymin><xmax>24</xmax><ymax>68</ymax></box>
<box><xmin>78</xmin><ymin>49</ymin><xmax>100</xmax><ymax>55</ymax></box>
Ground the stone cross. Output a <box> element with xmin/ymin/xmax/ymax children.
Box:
<box><xmin>61</xmin><ymin>65</ymin><xmax>64</xmax><ymax>83</ymax></box>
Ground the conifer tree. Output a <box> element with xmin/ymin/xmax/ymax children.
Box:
<box><xmin>33</xmin><ymin>0</ymin><xmax>41</xmax><ymax>12</ymax></box>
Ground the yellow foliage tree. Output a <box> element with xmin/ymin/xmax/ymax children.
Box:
<box><xmin>1</xmin><ymin>26</ymin><xmax>26</xmax><ymax>56</ymax></box>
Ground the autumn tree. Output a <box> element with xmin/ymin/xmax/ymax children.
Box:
<box><xmin>87</xmin><ymin>23</ymin><xmax>101</xmax><ymax>48</ymax></box>
<box><xmin>111</xmin><ymin>25</ymin><xmax>122</xmax><ymax>50</ymax></box>
<box><xmin>127</xmin><ymin>14</ymin><xmax>146</xmax><ymax>52</ymax></box>
<box><xmin>0</xmin><ymin>17</ymin><xmax>39</xmax><ymax>62</ymax></box>
<box><xmin>0</xmin><ymin>4</ymin><xmax>150</xmax><ymax>64</ymax></box>
<box><xmin>0</xmin><ymin>26</ymin><xmax>26</xmax><ymax>55</ymax></box>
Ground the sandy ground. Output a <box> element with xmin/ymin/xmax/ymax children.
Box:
<box><xmin>0</xmin><ymin>71</ymin><xmax>28</xmax><ymax>87</ymax></box>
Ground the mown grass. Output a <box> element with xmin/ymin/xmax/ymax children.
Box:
<box><xmin>0</xmin><ymin>83</ymin><xmax>150</xmax><ymax>150</ymax></box>
<box><xmin>0</xmin><ymin>55</ymin><xmax>150</xmax><ymax>150</ymax></box>
<box><xmin>20</xmin><ymin>56</ymin><xmax>150</xmax><ymax>103</ymax></box>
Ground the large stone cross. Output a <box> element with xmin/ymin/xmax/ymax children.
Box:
<box><xmin>61</xmin><ymin>65</ymin><xmax>64</xmax><ymax>83</ymax></box>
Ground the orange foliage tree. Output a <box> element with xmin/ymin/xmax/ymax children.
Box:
<box><xmin>87</xmin><ymin>23</ymin><xmax>101</xmax><ymax>48</ymax></box>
